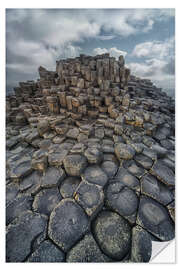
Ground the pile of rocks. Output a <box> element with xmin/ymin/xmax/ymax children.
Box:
<box><xmin>6</xmin><ymin>54</ymin><xmax>175</xmax><ymax>263</ymax></box>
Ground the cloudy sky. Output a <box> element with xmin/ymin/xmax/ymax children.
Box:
<box><xmin>6</xmin><ymin>9</ymin><xmax>175</xmax><ymax>96</ymax></box>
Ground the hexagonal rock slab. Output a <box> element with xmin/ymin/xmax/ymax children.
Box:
<box><xmin>81</xmin><ymin>165</ymin><xmax>108</xmax><ymax>187</ymax></box>
<box><xmin>48</xmin><ymin>198</ymin><xmax>89</xmax><ymax>252</ymax></box>
<box><xmin>134</xmin><ymin>154</ymin><xmax>153</xmax><ymax>170</ymax></box>
<box><xmin>9</xmin><ymin>155</ymin><xmax>33</xmax><ymax>180</ymax></box>
<box><xmin>19</xmin><ymin>171</ymin><xmax>41</xmax><ymax>195</ymax></box>
<box><xmin>74</xmin><ymin>181</ymin><xmax>104</xmax><ymax>218</ymax></box>
<box><xmin>63</xmin><ymin>155</ymin><xmax>88</xmax><ymax>176</ymax></box>
<box><xmin>114</xmin><ymin>167</ymin><xmax>140</xmax><ymax>192</ymax></box>
<box><xmin>130</xmin><ymin>225</ymin><xmax>152</xmax><ymax>262</ymax></box>
<box><xmin>141</xmin><ymin>174</ymin><xmax>174</xmax><ymax>206</ymax></box>
<box><xmin>92</xmin><ymin>210</ymin><xmax>131</xmax><ymax>260</ymax></box>
<box><xmin>41</xmin><ymin>167</ymin><xmax>65</xmax><ymax>188</ymax></box>
<box><xmin>66</xmin><ymin>233</ymin><xmax>112</xmax><ymax>262</ymax></box>
<box><xmin>115</xmin><ymin>143</ymin><xmax>135</xmax><ymax>160</ymax></box>
<box><xmin>33</xmin><ymin>188</ymin><xmax>62</xmax><ymax>216</ymax></box>
<box><xmin>101</xmin><ymin>161</ymin><xmax>118</xmax><ymax>178</ymax></box>
<box><xmin>48</xmin><ymin>150</ymin><xmax>69</xmax><ymax>167</ymax></box>
<box><xmin>59</xmin><ymin>177</ymin><xmax>81</xmax><ymax>198</ymax></box>
<box><xmin>66</xmin><ymin>128</ymin><xmax>79</xmax><ymax>139</ymax></box>
<box><xmin>122</xmin><ymin>160</ymin><xmax>145</xmax><ymax>179</ymax></box>
<box><xmin>105</xmin><ymin>182</ymin><xmax>139</xmax><ymax>224</ymax></box>
<box><xmin>136</xmin><ymin>196</ymin><xmax>175</xmax><ymax>241</ymax></box>
<box><xmin>150</xmin><ymin>160</ymin><xmax>175</xmax><ymax>187</ymax></box>
<box><xmin>84</xmin><ymin>147</ymin><xmax>103</xmax><ymax>164</ymax></box>
<box><xmin>27</xmin><ymin>240</ymin><xmax>65</xmax><ymax>262</ymax></box>
<box><xmin>6</xmin><ymin>211</ymin><xmax>47</xmax><ymax>262</ymax></box>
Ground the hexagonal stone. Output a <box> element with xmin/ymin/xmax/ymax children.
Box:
<box><xmin>59</xmin><ymin>177</ymin><xmax>81</xmax><ymax>198</ymax></box>
<box><xmin>161</xmin><ymin>157</ymin><xmax>175</xmax><ymax>171</ymax></box>
<box><xmin>142</xmin><ymin>147</ymin><xmax>157</xmax><ymax>161</ymax></box>
<box><xmin>41</xmin><ymin>167</ymin><xmax>65</xmax><ymax>188</ymax></box>
<box><xmin>150</xmin><ymin>160</ymin><xmax>175</xmax><ymax>187</ymax></box>
<box><xmin>105</xmin><ymin>182</ymin><xmax>139</xmax><ymax>224</ymax></box>
<box><xmin>37</xmin><ymin>120</ymin><xmax>50</xmax><ymax>137</ymax></box>
<box><xmin>122</xmin><ymin>160</ymin><xmax>145</xmax><ymax>178</ymax></box>
<box><xmin>141</xmin><ymin>174</ymin><xmax>174</xmax><ymax>205</ymax></box>
<box><xmin>33</xmin><ymin>188</ymin><xmax>62</xmax><ymax>216</ymax></box>
<box><xmin>101</xmin><ymin>161</ymin><xmax>118</xmax><ymax>178</ymax></box>
<box><xmin>63</xmin><ymin>155</ymin><xmax>87</xmax><ymax>176</ymax></box>
<box><xmin>136</xmin><ymin>196</ymin><xmax>175</xmax><ymax>241</ymax></box>
<box><xmin>160</xmin><ymin>139</ymin><xmax>174</xmax><ymax>150</ymax></box>
<box><xmin>74</xmin><ymin>181</ymin><xmax>104</xmax><ymax>218</ymax></box>
<box><xmin>70</xmin><ymin>143</ymin><xmax>85</xmax><ymax>154</ymax></box>
<box><xmin>48</xmin><ymin>198</ymin><xmax>89</xmax><ymax>252</ymax></box>
<box><xmin>48</xmin><ymin>149</ymin><xmax>69</xmax><ymax>166</ymax></box>
<box><xmin>6</xmin><ymin>211</ymin><xmax>47</xmax><ymax>262</ymax></box>
<box><xmin>27</xmin><ymin>240</ymin><xmax>65</xmax><ymax>262</ymax></box>
<box><xmin>134</xmin><ymin>154</ymin><xmax>153</xmax><ymax>169</ymax></box>
<box><xmin>31</xmin><ymin>149</ymin><xmax>48</xmax><ymax>171</ymax></box>
<box><xmin>92</xmin><ymin>210</ymin><xmax>131</xmax><ymax>260</ymax></box>
<box><xmin>19</xmin><ymin>171</ymin><xmax>41</xmax><ymax>195</ymax></box>
<box><xmin>9</xmin><ymin>155</ymin><xmax>33</xmax><ymax>180</ymax></box>
<box><xmin>151</xmin><ymin>144</ymin><xmax>168</xmax><ymax>158</ymax></box>
<box><xmin>81</xmin><ymin>165</ymin><xmax>108</xmax><ymax>187</ymax></box>
<box><xmin>131</xmin><ymin>225</ymin><xmax>152</xmax><ymax>262</ymax></box>
<box><xmin>114</xmin><ymin>167</ymin><xmax>140</xmax><ymax>192</ymax></box>
<box><xmin>66</xmin><ymin>233</ymin><xmax>112</xmax><ymax>262</ymax></box>
<box><xmin>6</xmin><ymin>194</ymin><xmax>33</xmax><ymax>225</ymax></box>
<box><xmin>66</xmin><ymin>128</ymin><xmax>79</xmax><ymax>139</ymax></box>
<box><xmin>115</xmin><ymin>143</ymin><xmax>135</xmax><ymax>160</ymax></box>
<box><xmin>6</xmin><ymin>183</ymin><xmax>19</xmax><ymax>206</ymax></box>
<box><xmin>94</xmin><ymin>128</ymin><xmax>104</xmax><ymax>139</ymax></box>
<box><xmin>52</xmin><ymin>135</ymin><xmax>66</xmax><ymax>144</ymax></box>
<box><xmin>84</xmin><ymin>147</ymin><xmax>103</xmax><ymax>164</ymax></box>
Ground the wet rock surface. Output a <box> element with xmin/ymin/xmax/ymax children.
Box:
<box><xmin>6</xmin><ymin>53</ymin><xmax>175</xmax><ymax>262</ymax></box>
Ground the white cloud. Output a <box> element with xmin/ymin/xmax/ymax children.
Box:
<box><xmin>132</xmin><ymin>37</ymin><xmax>175</xmax><ymax>59</ymax></box>
<box><xmin>93</xmin><ymin>47</ymin><xmax>127</xmax><ymax>59</ymax></box>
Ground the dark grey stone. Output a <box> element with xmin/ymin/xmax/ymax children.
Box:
<box><xmin>48</xmin><ymin>198</ymin><xmax>89</xmax><ymax>252</ymax></box>
<box><xmin>84</xmin><ymin>147</ymin><xmax>103</xmax><ymax>164</ymax></box>
<box><xmin>101</xmin><ymin>160</ymin><xmax>118</xmax><ymax>178</ymax></box>
<box><xmin>115</xmin><ymin>143</ymin><xmax>135</xmax><ymax>160</ymax></box>
<box><xmin>136</xmin><ymin>196</ymin><xmax>175</xmax><ymax>241</ymax></box>
<box><xmin>150</xmin><ymin>160</ymin><xmax>175</xmax><ymax>187</ymax></box>
<box><xmin>134</xmin><ymin>154</ymin><xmax>153</xmax><ymax>169</ymax></box>
<box><xmin>66</xmin><ymin>233</ymin><xmax>112</xmax><ymax>262</ymax></box>
<box><xmin>59</xmin><ymin>177</ymin><xmax>81</xmax><ymax>198</ymax></box>
<box><xmin>33</xmin><ymin>188</ymin><xmax>62</xmax><ymax>216</ymax></box>
<box><xmin>131</xmin><ymin>225</ymin><xmax>152</xmax><ymax>262</ymax></box>
<box><xmin>105</xmin><ymin>182</ymin><xmax>139</xmax><ymax>224</ymax></box>
<box><xmin>6</xmin><ymin>211</ymin><xmax>47</xmax><ymax>262</ymax></box>
<box><xmin>41</xmin><ymin>167</ymin><xmax>65</xmax><ymax>188</ymax></box>
<box><xmin>6</xmin><ymin>183</ymin><xmax>19</xmax><ymax>206</ymax></box>
<box><xmin>19</xmin><ymin>171</ymin><xmax>41</xmax><ymax>195</ymax></box>
<box><xmin>122</xmin><ymin>160</ymin><xmax>145</xmax><ymax>178</ymax></box>
<box><xmin>48</xmin><ymin>150</ymin><xmax>69</xmax><ymax>166</ymax></box>
<box><xmin>63</xmin><ymin>154</ymin><xmax>88</xmax><ymax>176</ymax></box>
<box><xmin>28</xmin><ymin>240</ymin><xmax>65</xmax><ymax>262</ymax></box>
<box><xmin>114</xmin><ymin>167</ymin><xmax>140</xmax><ymax>192</ymax></box>
<box><xmin>141</xmin><ymin>174</ymin><xmax>174</xmax><ymax>205</ymax></box>
<box><xmin>74</xmin><ymin>181</ymin><xmax>104</xmax><ymax>217</ymax></box>
<box><xmin>81</xmin><ymin>165</ymin><xmax>108</xmax><ymax>187</ymax></box>
<box><xmin>6</xmin><ymin>194</ymin><xmax>33</xmax><ymax>225</ymax></box>
<box><xmin>92</xmin><ymin>210</ymin><xmax>131</xmax><ymax>260</ymax></box>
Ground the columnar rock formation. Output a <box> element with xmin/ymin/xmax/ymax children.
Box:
<box><xmin>6</xmin><ymin>54</ymin><xmax>175</xmax><ymax>263</ymax></box>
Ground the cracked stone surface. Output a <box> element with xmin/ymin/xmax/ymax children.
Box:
<box><xmin>48</xmin><ymin>198</ymin><xmax>89</xmax><ymax>252</ymax></box>
<box><xmin>27</xmin><ymin>240</ymin><xmax>65</xmax><ymax>262</ymax></box>
<box><xmin>6</xmin><ymin>211</ymin><xmax>47</xmax><ymax>262</ymax></box>
<box><xmin>6</xmin><ymin>53</ymin><xmax>175</xmax><ymax>262</ymax></box>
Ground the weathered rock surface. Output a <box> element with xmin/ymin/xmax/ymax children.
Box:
<box><xmin>6</xmin><ymin>53</ymin><xmax>175</xmax><ymax>262</ymax></box>
<box><xmin>28</xmin><ymin>240</ymin><xmax>65</xmax><ymax>262</ymax></box>
<box><xmin>48</xmin><ymin>198</ymin><xmax>89</xmax><ymax>252</ymax></box>
<box><xmin>66</xmin><ymin>233</ymin><xmax>112</xmax><ymax>262</ymax></box>
<box><xmin>6</xmin><ymin>211</ymin><xmax>47</xmax><ymax>262</ymax></box>
<box><xmin>92</xmin><ymin>210</ymin><xmax>131</xmax><ymax>260</ymax></box>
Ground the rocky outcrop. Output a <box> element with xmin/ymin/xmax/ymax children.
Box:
<box><xmin>6</xmin><ymin>53</ymin><xmax>175</xmax><ymax>262</ymax></box>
